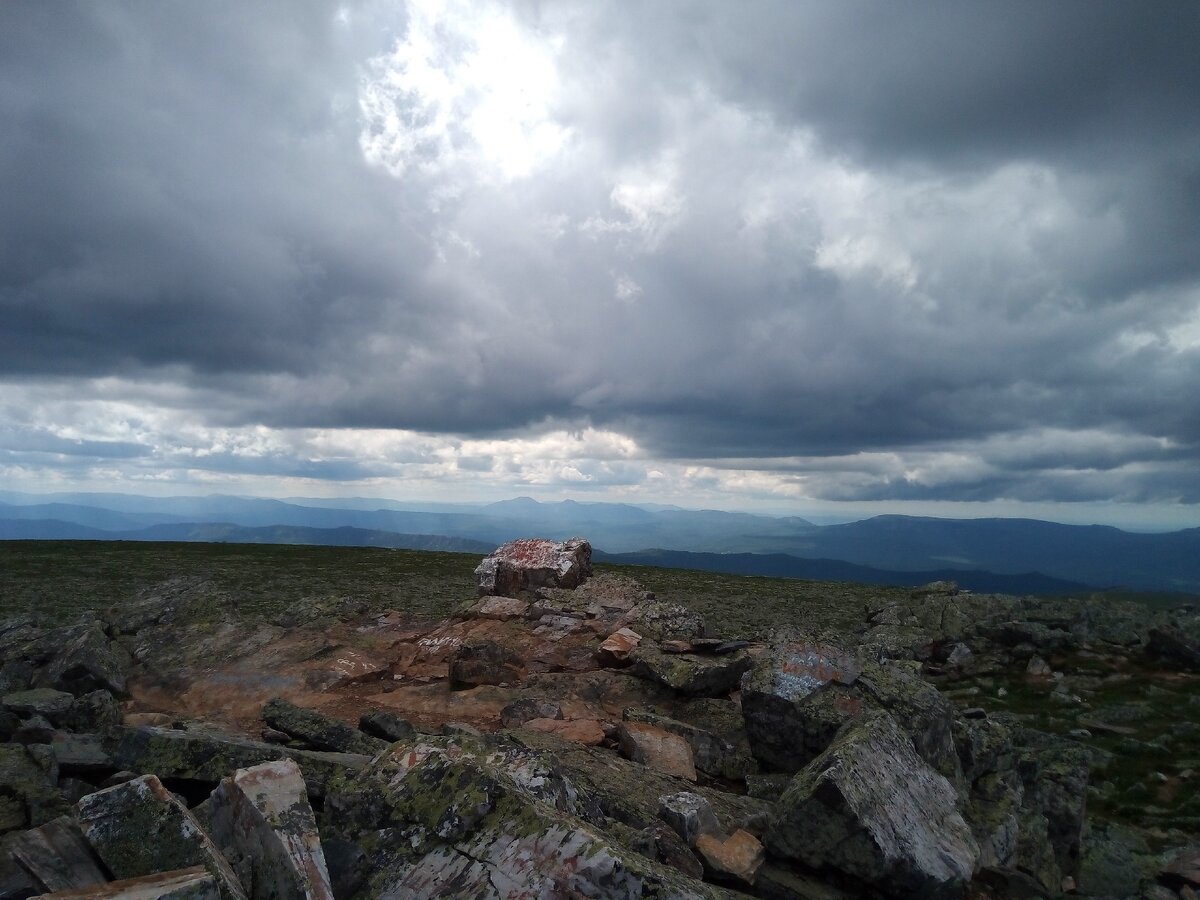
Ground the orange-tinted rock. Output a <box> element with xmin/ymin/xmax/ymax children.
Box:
<box><xmin>123</xmin><ymin>712</ymin><xmax>175</xmax><ymax>728</ymax></box>
<box><xmin>597</xmin><ymin>628</ymin><xmax>642</xmax><ymax>665</ymax></box>
<box><xmin>326</xmin><ymin>649</ymin><xmax>389</xmax><ymax>687</ymax></box>
<box><xmin>695</xmin><ymin>829</ymin><xmax>765</xmax><ymax>886</ymax></box>
<box><xmin>616</xmin><ymin>721</ymin><xmax>697</xmax><ymax>781</ymax></box>
<box><xmin>523</xmin><ymin>717</ymin><xmax>606</xmax><ymax>745</ymax></box>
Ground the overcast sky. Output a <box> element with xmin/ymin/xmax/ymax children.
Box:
<box><xmin>2</xmin><ymin>1</ymin><xmax>1199</xmax><ymax>528</ymax></box>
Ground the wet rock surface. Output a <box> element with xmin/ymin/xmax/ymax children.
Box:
<box><xmin>1</xmin><ymin>537</ymin><xmax>1198</xmax><ymax>898</ymax></box>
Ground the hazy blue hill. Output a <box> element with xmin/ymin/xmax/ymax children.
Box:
<box><xmin>791</xmin><ymin>516</ymin><xmax>1200</xmax><ymax>591</ymax></box>
<box><xmin>593</xmin><ymin>548</ymin><xmax>1093</xmax><ymax>595</ymax></box>
<box><xmin>0</xmin><ymin>518</ymin><xmax>114</xmax><ymax>540</ymax></box>
<box><xmin>0</xmin><ymin>501</ymin><xmax>188</xmax><ymax>531</ymax></box>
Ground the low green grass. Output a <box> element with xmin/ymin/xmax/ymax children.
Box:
<box><xmin>1</xmin><ymin>540</ymin><xmax>910</xmax><ymax>637</ymax></box>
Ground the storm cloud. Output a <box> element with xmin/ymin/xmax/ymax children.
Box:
<box><xmin>2</xmin><ymin>0</ymin><xmax>1199</xmax><ymax>521</ymax></box>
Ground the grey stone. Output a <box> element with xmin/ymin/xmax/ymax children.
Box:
<box><xmin>499</xmin><ymin>698</ymin><xmax>563</xmax><ymax>728</ymax></box>
<box><xmin>630</xmin><ymin>646</ymin><xmax>752</xmax><ymax>698</ymax></box>
<box><xmin>768</xmin><ymin>710</ymin><xmax>978</xmax><ymax>899</ymax></box>
<box><xmin>3</xmin><ymin>688</ymin><xmax>75</xmax><ymax>723</ymax></box>
<box><xmin>36</xmin><ymin>624</ymin><xmax>132</xmax><ymax>698</ymax></box>
<box><xmin>261</xmin><ymin>698</ymin><xmax>384</xmax><ymax>756</ymax></box>
<box><xmin>356</xmin><ymin>709</ymin><xmax>416</xmax><ymax>743</ymax></box>
<box><xmin>207</xmin><ymin>759</ymin><xmax>334</xmax><ymax>900</ymax></box>
<box><xmin>0</xmin><ymin>744</ymin><xmax>69</xmax><ymax>830</ymax></box>
<box><xmin>8</xmin><ymin>815</ymin><xmax>108</xmax><ymax>893</ymax></box>
<box><xmin>77</xmin><ymin>775</ymin><xmax>247</xmax><ymax>900</ymax></box>
<box><xmin>657</xmin><ymin>791</ymin><xmax>720</xmax><ymax>847</ymax></box>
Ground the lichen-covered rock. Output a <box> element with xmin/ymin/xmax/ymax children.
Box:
<box><xmin>77</xmin><ymin>775</ymin><xmax>248</xmax><ymax>900</ymax></box>
<box><xmin>37</xmin><ymin>624</ymin><xmax>132</xmax><ymax>698</ymax></box>
<box><xmin>105</xmin><ymin>726</ymin><xmax>370</xmax><ymax>799</ymax></box>
<box><xmin>261</xmin><ymin>698</ymin><xmax>384</xmax><ymax>756</ymax></box>
<box><xmin>1019</xmin><ymin>743</ymin><xmax>1090</xmax><ymax>883</ymax></box>
<box><xmin>474</xmin><ymin>537</ymin><xmax>592</xmax><ymax>597</ymax></box>
<box><xmin>617</xmin><ymin>721</ymin><xmax>698</xmax><ymax>782</ymax></box>
<box><xmin>742</xmin><ymin>640</ymin><xmax>960</xmax><ymax>780</ymax></box>
<box><xmin>631</xmin><ymin>602</ymin><xmax>707</xmax><ymax>643</ymax></box>
<box><xmin>631</xmin><ymin>646</ymin><xmax>752</xmax><ymax>698</ymax></box>
<box><xmin>207</xmin><ymin>759</ymin><xmax>333</xmax><ymax>899</ymax></box>
<box><xmin>447</xmin><ymin>638</ymin><xmax>524</xmax><ymax>688</ymax></box>
<box><xmin>64</xmin><ymin>689</ymin><xmax>123</xmax><ymax>733</ymax></box>
<box><xmin>3</xmin><ymin>687</ymin><xmax>77</xmax><ymax>723</ymax></box>
<box><xmin>321</xmin><ymin>734</ymin><xmax>726</xmax><ymax>898</ymax></box>
<box><xmin>8</xmin><ymin>815</ymin><xmax>109</xmax><ymax>893</ymax></box>
<box><xmin>0</xmin><ymin>743</ymin><xmax>70</xmax><ymax>830</ymax></box>
<box><xmin>1075</xmin><ymin>821</ymin><xmax>1153</xmax><ymax>898</ymax></box>
<box><xmin>768</xmin><ymin>710</ymin><xmax>978</xmax><ymax>899</ymax></box>
<box><xmin>356</xmin><ymin>710</ymin><xmax>415</xmax><ymax>743</ymax></box>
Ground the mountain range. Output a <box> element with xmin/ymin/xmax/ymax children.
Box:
<box><xmin>2</xmin><ymin>491</ymin><xmax>1198</xmax><ymax>594</ymax></box>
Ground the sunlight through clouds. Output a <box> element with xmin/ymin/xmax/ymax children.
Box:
<box><xmin>357</xmin><ymin>0</ymin><xmax>569</xmax><ymax>183</ymax></box>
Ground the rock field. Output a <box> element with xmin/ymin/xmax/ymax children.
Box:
<box><xmin>1</xmin><ymin>537</ymin><xmax>1198</xmax><ymax>898</ymax></box>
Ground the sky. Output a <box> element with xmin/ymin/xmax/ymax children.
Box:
<box><xmin>2</xmin><ymin>1</ymin><xmax>1200</xmax><ymax>529</ymax></box>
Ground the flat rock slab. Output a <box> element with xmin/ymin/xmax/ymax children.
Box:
<box><xmin>77</xmin><ymin>775</ymin><xmax>247</xmax><ymax>900</ymax></box>
<box><xmin>521</xmin><ymin>717</ymin><xmax>606</xmax><ymax>745</ymax></box>
<box><xmin>261</xmin><ymin>698</ymin><xmax>384</xmax><ymax>756</ymax></box>
<box><xmin>631</xmin><ymin>646</ymin><xmax>752</xmax><ymax>697</ymax></box>
<box><xmin>34</xmin><ymin>867</ymin><xmax>220</xmax><ymax>899</ymax></box>
<box><xmin>3</xmin><ymin>688</ymin><xmax>75</xmax><ymax>722</ymax></box>
<box><xmin>208</xmin><ymin>759</ymin><xmax>333</xmax><ymax>900</ymax></box>
<box><xmin>10</xmin><ymin>816</ymin><xmax>108</xmax><ymax>893</ymax></box>
<box><xmin>105</xmin><ymin>726</ymin><xmax>369</xmax><ymax>799</ymax></box>
<box><xmin>474</xmin><ymin>537</ymin><xmax>592</xmax><ymax>597</ymax></box>
<box><xmin>617</xmin><ymin>721</ymin><xmax>697</xmax><ymax>782</ymax></box>
<box><xmin>768</xmin><ymin>710</ymin><xmax>978</xmax><ymax>899</ymax></box>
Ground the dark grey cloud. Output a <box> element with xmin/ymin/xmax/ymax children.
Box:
<box><xmin>1</xmin><ymin>0</ymin><xmax>1199</xmax><ymax>511</ymax></box>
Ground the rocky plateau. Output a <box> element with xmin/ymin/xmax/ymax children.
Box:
<box><xmin>1</xmin><ymin>537</ymin><xmax>1198</xmax><ymax>899</ymax></box>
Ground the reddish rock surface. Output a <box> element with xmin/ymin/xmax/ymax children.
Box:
<box><xmin>617</xmin><ymin>721</ymin><xmax>698</xmax><ymax>781</ymax></box>
<box><xmin>474</xmin><ymin>537</ymin><xmax>592</xmax><ymax>597</ymax></box>
<box><xmin>695</xmin><ymin>829</ymin><xmax>765</xmax><ymax>886</ymax></box>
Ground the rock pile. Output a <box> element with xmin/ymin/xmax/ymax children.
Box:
<box><xmin>2</xmin><ymin>541</ymin><xmax>1198</xmax><ymax>898</ymax></box>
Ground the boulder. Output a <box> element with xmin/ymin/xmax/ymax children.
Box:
<box><xmin>448</xmin><ymin>639</ymin><xmax>524</xmax><ymax>688</ymax></box>
<box><xmin>657</xmin><ymin>792</ymin><xmax>720</xmax><ymax>847</ymax></box>
<box><xmin>64</xmin><ymin>690</ymin><xmax>123</xmax><ymax>733</ymax></box>
<box><xmin>36</xmin><ymin>624</ymin><xmax>132</xmax><ymax>698</ymax></box>
<box><xmin>624</xmin><ymin>706</ymin><xmax>756</xmax><ymax>781</ymax></box>
<box><xmin>76</xmin><ymin>775</ymin><xmax>247</xmax><ymax>900</ymax></box>
<box><xmin>631</xmin><ymin>646</ymin><xmax>753</xmax><ymax>698</ymax></box>
<box><xmin>8</xmin><ymin>815</ymin><xmax>108</xmax><ymax>893</ymax></box>
<box><xmin>0</xmin><ymin>744</ymin><xmax>70</xmax><ymax>830</ymax></box>
<box><xmin>631</xmin><ymin>602</ymin><xmax>707</xmax><ymax>643</ymax></box>
<box><xmin>598</xmin><ymin>628</ymin><xmax>643</xmax><ymax>665</ymax></box>
<box><xmin>321</xmin><ymin>734</ymin><xmax>725</xmax><ymax>898</ymax></box>
<box><xmin>768</xmin><ymin>710</ymin><xmax>978</xmax><ymax>899</ymax></box>
<box><xmin>105</xmin><ymin>726</ymin><xmax>370</xmax><ymax>800</ymax></box>
<box><xmin>617</xmin><ymin>721</ymin><xmax>697</xmax><ymax>782</ymax></box>
<box><xmin>1145</xmin><ymin>627</ymin><xmax>1200</xmax><ymax>671</ymax></box>
<box><xmin>207</xmin><ymin>759</ymin><xmax>334</xmax><ymax>899</ymax></box>
<box><xmin>356</xmin><ymin>710</ymin><xmax>415</xmax><ymax>743</ymax></box>
<box><xmin>499</xmin><ymin>698</ymin><xmax>563</xmax><ymax>728</ymax></box>
<box><xmin>474</xmin><ymin>537</ymin><xmax>592</xmax><ymax>597</ymax></box>
<box><xmin>3</xmin><ymin>688</ymin><xmax>76</xmax><ymax>724</ymax></box>
<box><xmin>261</xmin><ymin>698</ymin><xmax>384</xmax><ymax>756</ymax></box>
<box><xmin>741</xmin><ymin>640</ymin><xmax>959</xmax><ymax>779</ymax></box>
<box><xmin>695</xmin><ymin>829</ymin><xmax>765</xmax><ymax>887</ymax></box>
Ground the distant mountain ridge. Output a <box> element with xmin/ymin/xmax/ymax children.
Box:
<box><xmin>2</xmin><ymin>492</ymin><xmax>1199</xmax><ymax>592</ymax></box>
